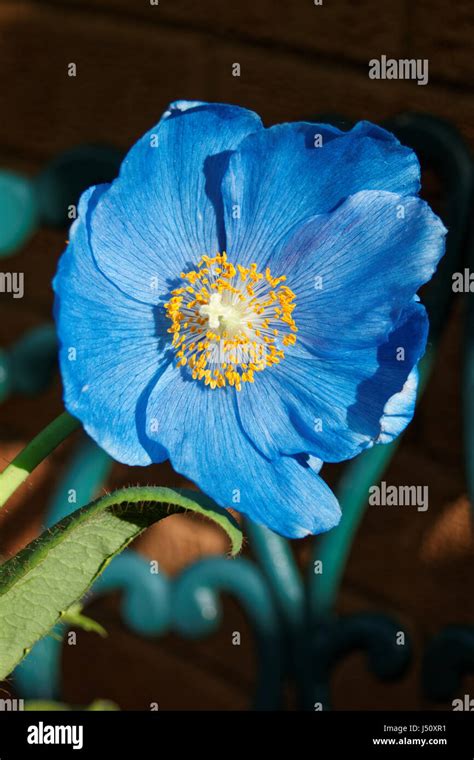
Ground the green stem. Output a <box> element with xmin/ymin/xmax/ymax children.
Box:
<box><xmin>0</xmin><ymin>411</ymin><xmax>80</xmax><ymax>509</ymax></box>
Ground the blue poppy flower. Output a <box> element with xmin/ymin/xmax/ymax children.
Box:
<box><xmin>53</xmin><ymin>101</ymin><xmax>446</xmax><ymax>538</ymax></box>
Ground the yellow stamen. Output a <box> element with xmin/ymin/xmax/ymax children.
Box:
<box><xmin>164</xmin><ymin>252</ymin><xmax>297</xmax><ymax>390</ymax></box>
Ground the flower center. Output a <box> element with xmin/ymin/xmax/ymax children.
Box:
<box><xmin>198</xmin><ymin>292</ymin><xmax>242</xmax><ymax>333</ymax></box>
<box><xmin>164</xmin><ymin>252</ymin><xmax>297</xmax><ymax>390</ymax></box>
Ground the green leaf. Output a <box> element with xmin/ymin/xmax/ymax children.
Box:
<box><xmin>24</xmin><ymin>699</ymin><xmax>119</xmax><ymax>711</ymax></box>
<box><xmin>0</xmin><ymin>486</ymin><xmax>241</xmax><ymax>679</ymax></box>
<box><xmin>60</xmin><ymin>602</ymin><xmax>107</xmax><ymax>637</ymax></box>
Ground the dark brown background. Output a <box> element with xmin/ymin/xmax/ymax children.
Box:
<box><xmin>0</xmin><ymin>0</ymin><xmax>473</xmax><ymax>709</ymax></box>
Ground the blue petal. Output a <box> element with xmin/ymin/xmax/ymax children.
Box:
<box><xmin>53</xmin><ymin>186</ymin><xmax>168</xmax><ymax>465</ymax></box>
<box><xmin>273</xmin><ymin>190</ymin><xmax>446</xmax><ymax>354</ymax></box>
<box><xmin>221</xmin><ymin>121</ymin><xmax>421</xmax><ymax>268</ymax></box>
<box><xmin>237</xmin><ymin>301</ymin><xmax>428</xmax><ymax>462</ymax></box>
<box><xmin>307</xmin><ymin>455</ymin><xmax>324</xmax><ymax>474</ymax></box>
<box><xmin>377</xmin><ymin>367</ymin><xmax>419</xmax><ymax>445</ymax></box>
<box><xmin>89</xmin><ymin>101</ymin><xmax>263</xmax><ymax>304</ymax></box>
<box><xmin>139</xmin><ymin>365</ymin><xmax>341</xmax><ymax>538</ymax></box>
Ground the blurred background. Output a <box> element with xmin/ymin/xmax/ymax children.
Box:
<box><xmin>0</xmin><ymin>0</ymin><xmax>473</xmax><ymax>710</ymax></box>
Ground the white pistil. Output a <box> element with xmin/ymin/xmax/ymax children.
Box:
<box><xmin>199</xmin><ymin>292</ymin><xmax>243</xmax><ymax>334</ymax></box>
